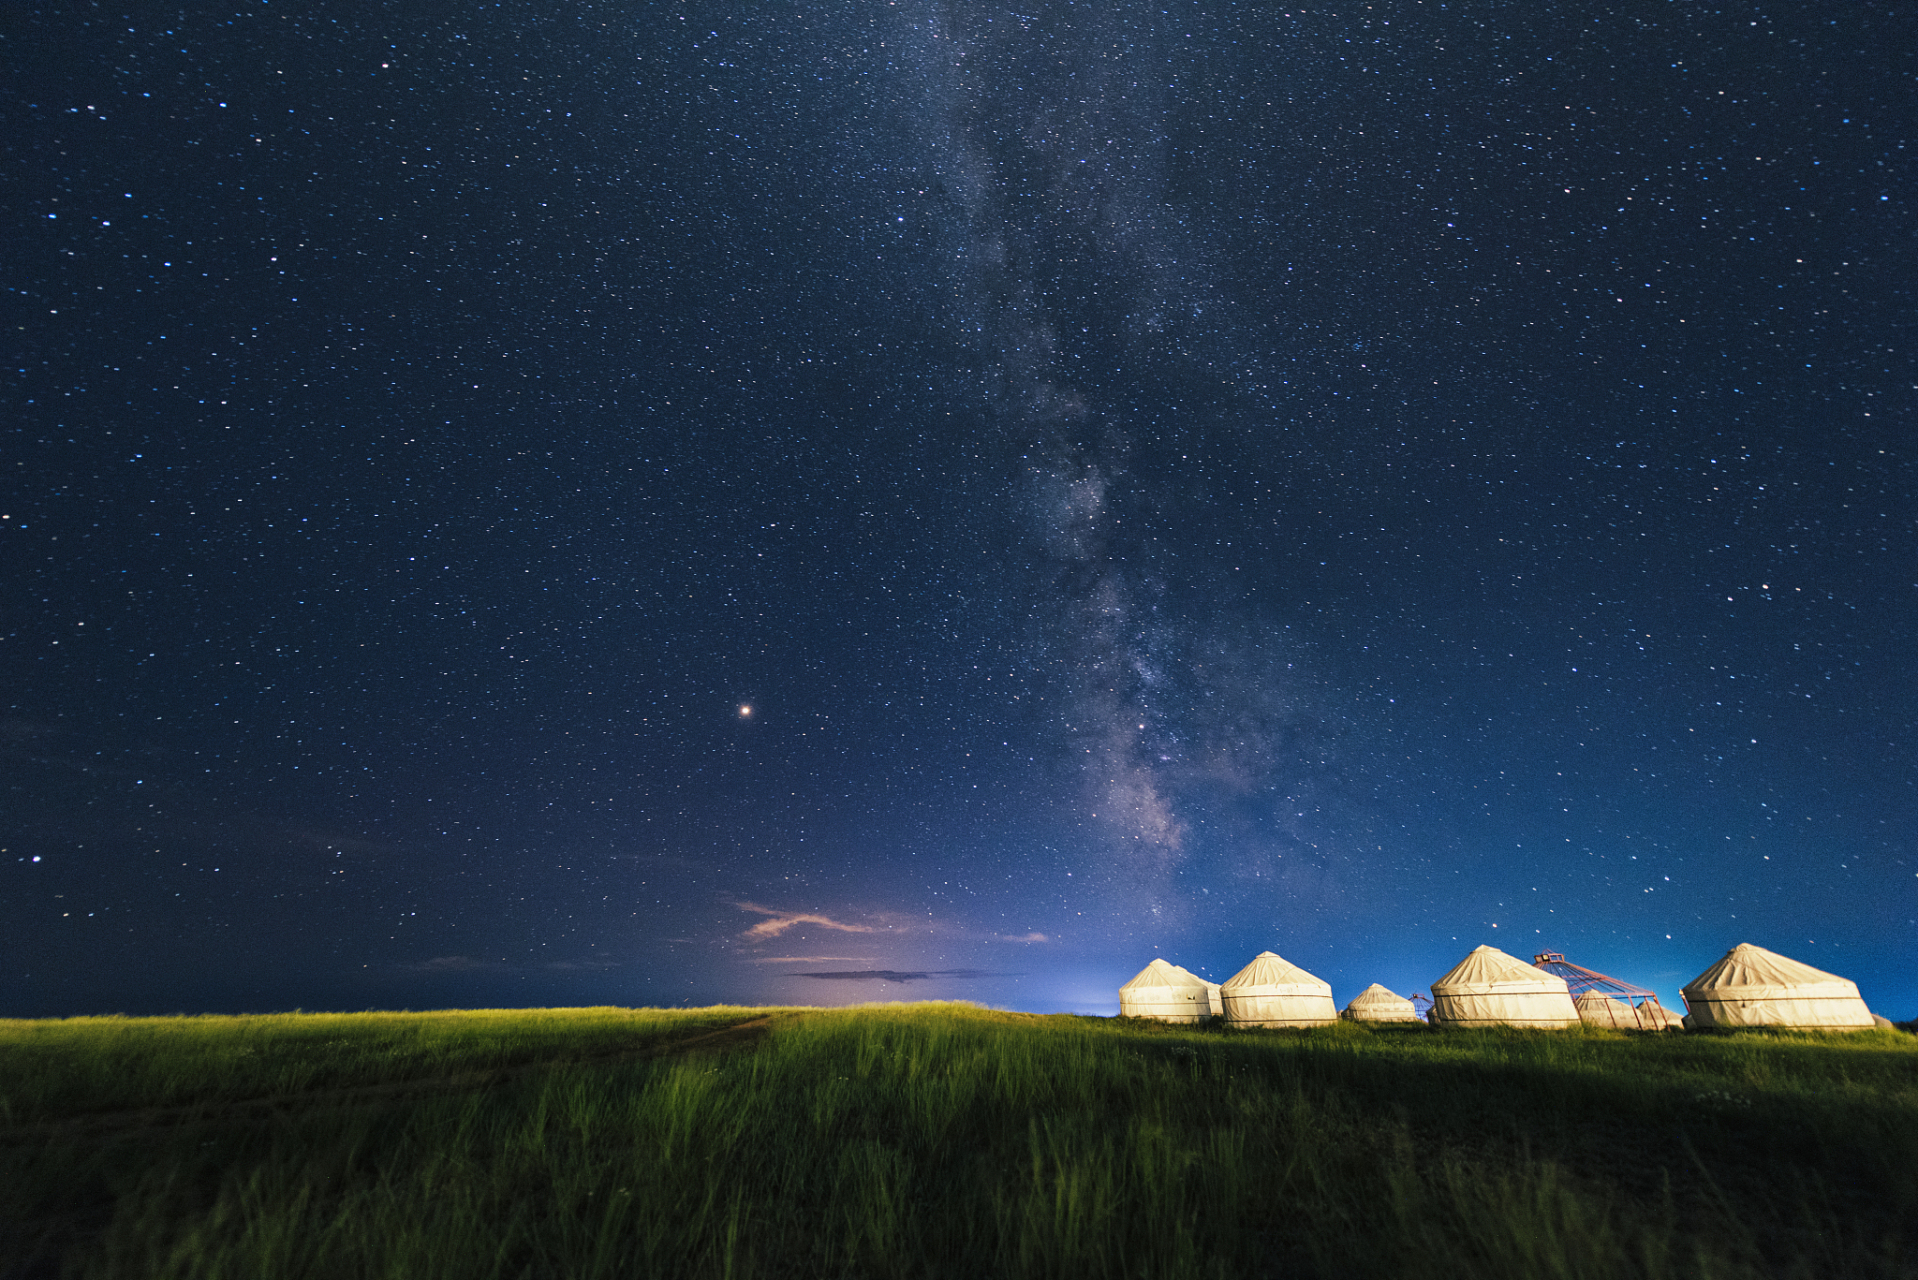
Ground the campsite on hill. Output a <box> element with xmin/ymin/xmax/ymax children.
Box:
<box><xmin>4</xmin><ymin>1003</ymin><xmax>1915</xmax><ymax>1279</ymax></box>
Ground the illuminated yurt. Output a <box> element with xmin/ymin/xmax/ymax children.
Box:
<box><xmin>1118</xmin><ymin>958</ymin><xmax>1215</xmax><ymax>1023</ymax></box>
<box><xmin>1340</xmin><ymin>983</ymin><xmax>1423</xmax><ymax>1023</ymax></box>
<box><xmin>1168</xmin><ymin>963</ymin><xmax>1225</xmax><ymax>1018</ymax></box>
<box><xmin>1429</xmin><ymin>945</ymin><xmax>1579</xmax><ymax>1029</ymax></box>
<box><xmin>1680</xmin><ymin>943</ymin><xmax>1875</xmax><ymax>1030</ymax></box>
<box><xmin>1639</xmin><ymin>1003</ymin><xmax>1686</xmax><ymax>1030</ymax></box>
<box><xmin>1220</xmin><ymin>951</ymin><xmax>1337</xmax><ymax>1027</ymax></box>
<box><xmin>1574</xmin><ymin>991</ymin><xmax>1640</xmax><ymax>1029</ymax></box>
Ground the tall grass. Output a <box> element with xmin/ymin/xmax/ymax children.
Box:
<box><xmin>0</xmin><ymin>1006</ymin><xmax>767</xmax><ymax>1122</ymax></box>
<box><xmin>3</xmin><ymin>1005</ymin><xmax>1914</xmax><ymax>1279</ymax></box>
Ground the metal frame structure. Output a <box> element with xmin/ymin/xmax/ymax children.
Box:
<box><xmin>1531</xmin><ymin>952</ymin><xmax>1672</xmax><ymax>1029</ymax></box>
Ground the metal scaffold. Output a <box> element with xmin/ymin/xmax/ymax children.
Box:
<box><xmin>1532</xmin><ymin>952</ymin><xmax>1677</xmax><ymax>1030</ymax></box>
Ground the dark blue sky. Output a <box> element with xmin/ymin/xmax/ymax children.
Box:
<box><xmin>7</xmin><ymin>0</ymin><xmax>1912</xmax><ymax>1019</ymax></box>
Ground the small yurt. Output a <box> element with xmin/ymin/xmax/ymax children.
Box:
<box><xmin>1170</xmin><ymin>964</ymin><xmax>1225</xmax><ymax>1018</ymax></box>
<box><xmin>1118</xmin><ymin>958</ymin><xmax>1215</xmax><ymax>1023</ymax></box>
<box><xmin>1341</xmin><ymin>983</ymin><xmax>1423</xmax><ymax>1023</ymax></box>
<box><xmin>1680</xmin><ymin>943</ymin><xmax>1875</xmax><ymax>1030</ymax></box>
<box><xmin>1430</xmin><ymin>945</ymin><xmax>1580</xmax><ymax>1029</ymax></box>
<box><xmin>1220</xmin><ymin>951</ymin><xmax>1337</xmax><ymax>1027</ymax></box>
<box><xmin>1639</xmin><ymin>1003</ymin><xmax>1685</xmax><ymax>1030</ymax></box>
<box><xmin>1574</xmin><ymin>991</ymin><xmax>1639</xmax><ymax>1029</ymax></box>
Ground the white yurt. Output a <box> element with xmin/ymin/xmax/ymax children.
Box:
<box><xmin>1340</xmin><ymin>983</ymin><xmax>1423</xmax><ymax>1023</ymax></box>
<box><xmin>1574</xmin><ymin>991</ymin><xmax>1639</xmax><ymax>1029</ymax></box>
<box><xmin>1680</xmin><ymin>943</ymin><xmax>1875</xmax><ymax>1030</ymax></box>
<box><xmin>1575</xmin><ymin>992</ymin><xmax>1680</xmax><ymax>1029</ymax></box>
<box><xmin>1220</xmin><ymin>951</ymin><xmax>1337</xmax><ymax>1027</ymax></box>
<box><xmin>1118</xmin><ymin>958</ymin><xmax>1215</xmax><ymax>1023</ymax></box>
<box><xmin>1170</xmin><ymin>964</ymin><xmax>1225</xmax><ymax>1018</ymax></box>
<box><xmin>1429</xmin><ymin>945</ymin><xmax>1580</xmax><ymax>1029</ymax></box>
<box><xmin>1637</xmin><ymin>1002</ymin><xmax>1685</xmax><ymax>1030</ymax></box>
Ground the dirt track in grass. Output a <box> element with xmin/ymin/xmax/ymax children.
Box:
<box><xmin>0</xmin><ymin>1014</ymin><xmax>778</xmax><ymax>1142</ymax></box>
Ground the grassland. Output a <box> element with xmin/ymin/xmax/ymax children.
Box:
<box><xmin>3</xmin><ymin>1004</ymin><xmax>1915</xmax><ymax>1279</ymax></box>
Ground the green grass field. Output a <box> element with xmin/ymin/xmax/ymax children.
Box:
<box><xmin>3</xmin><ymin>1003</ymin><xmax>1914</xmax><ymax>1279</ymax></box>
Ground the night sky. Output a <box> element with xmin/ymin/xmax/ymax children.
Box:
<box><xmin>7</xmin><ymin>0</ymin><xmax>1913</xmax><ymax>1020</ymax></box>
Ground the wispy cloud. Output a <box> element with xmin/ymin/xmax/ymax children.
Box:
<box><xmin>735</xmin><ymin>901</ymin><xmax>879</xmax><ymax>941</ymax></box>
<box><xmin>748</xmin><ymin>954</ymin><xmax>876</xmax><ymax>965</ymax></box>
<box><xmin>995</xmin><ymin>932</ymin><xmax>1050</xmax><ymax>944</ymax></box>
<box><xmin>791</xmin><ymin>969</ymin><xmax>1007</xmax><ymax>983</ymax></box>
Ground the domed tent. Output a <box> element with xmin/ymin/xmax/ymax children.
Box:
<box><xmin>1574</xmin><ymin>991</ymin><xmax>1640</xmax><ymax>1029</ymax></box>
<box><xmin>1220</xmin><ymin>951</ymin><xmax>1337</xmax><ymax>1027</ymax></box>
<box><xmin>1162</xmin><ymin>963</ymin><xmax>1224</xmax><ymax>1017</ymax></box>
<box><xmin>1341</xmin><ymin>983</ymin><xmax>1423</xmax><ymax>1023</ymax></box>
<box><xmin>1430</xmin><ymin>945</ymin><xmax>1579</xmax><ymax>1029</ymax></box>
<box><xmin>1639</xmin><ymin>1003</ymin><xmax>1685</xmax><ymax>1030</ymax></box>
<box><xmin>1680</xmin><ymin>943</ymin><xmax>1875</xmax><ymax>1030</ymax></box>
<box><xmin>1191</xmin><ymin>970</ymin><xmax>1226</xmax><ymax>1018</ymax></box>
<box><xmin>1118</xmin><ymin>958</ymin><xmax>1215</xmax><ymax>1023</ymax></box>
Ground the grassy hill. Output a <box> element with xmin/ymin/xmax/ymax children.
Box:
<box><xmin>3</xmin><ymin>1003</ymin><xmax>1914</xmax><ymax>1279</ymax></box>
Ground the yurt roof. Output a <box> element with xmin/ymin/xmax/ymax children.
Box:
<box><xmin>1120</xmin><ymin>958</ymin><xmax>1211</xmax><ymax>992</ymax></box>
<box><xmin>1682</xmin><ymin>943</ymin><xmax>1862</xmax><ymax>1001</ymax></box>
<box><xmin>1221</xmin><ymin>951</ymin><xmax>1331</xmax><ymax>995</ymax></box>
<box><xmin>1346</xmin><ymin>982</ymin><xmax>1411</xmax><ymax>1007</ymax></box>
<box><xmin>1431</xmin><ymin>944</ymin><xmax>1570</xmax><ymax>995</ymax></box>
<box><xmin>1170</xmin><ymin>963</ymin><xmax>1223</xmax><ymax>993</ymax></box>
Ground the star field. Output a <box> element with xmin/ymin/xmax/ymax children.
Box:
<box><xmin>5</xmin><ymin>0</ymin><xmax>1912</xmax><ymax>1017</ymax></box>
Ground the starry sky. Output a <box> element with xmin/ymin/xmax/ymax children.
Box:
<box><xmin>7</xmin><ymin>0</ymin><xmax>1913</xmax><ymax>1020</ymax></box>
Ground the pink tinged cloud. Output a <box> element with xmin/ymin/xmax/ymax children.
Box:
<box><xmin>747</xmin><ymin>955</ymin><xmax>875</xmax><ymax>965</ymax></box>
<box><xmin>735</xmin><ymin>901</ymin><xmax>879</xmax><ymax>940</ymax></box>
